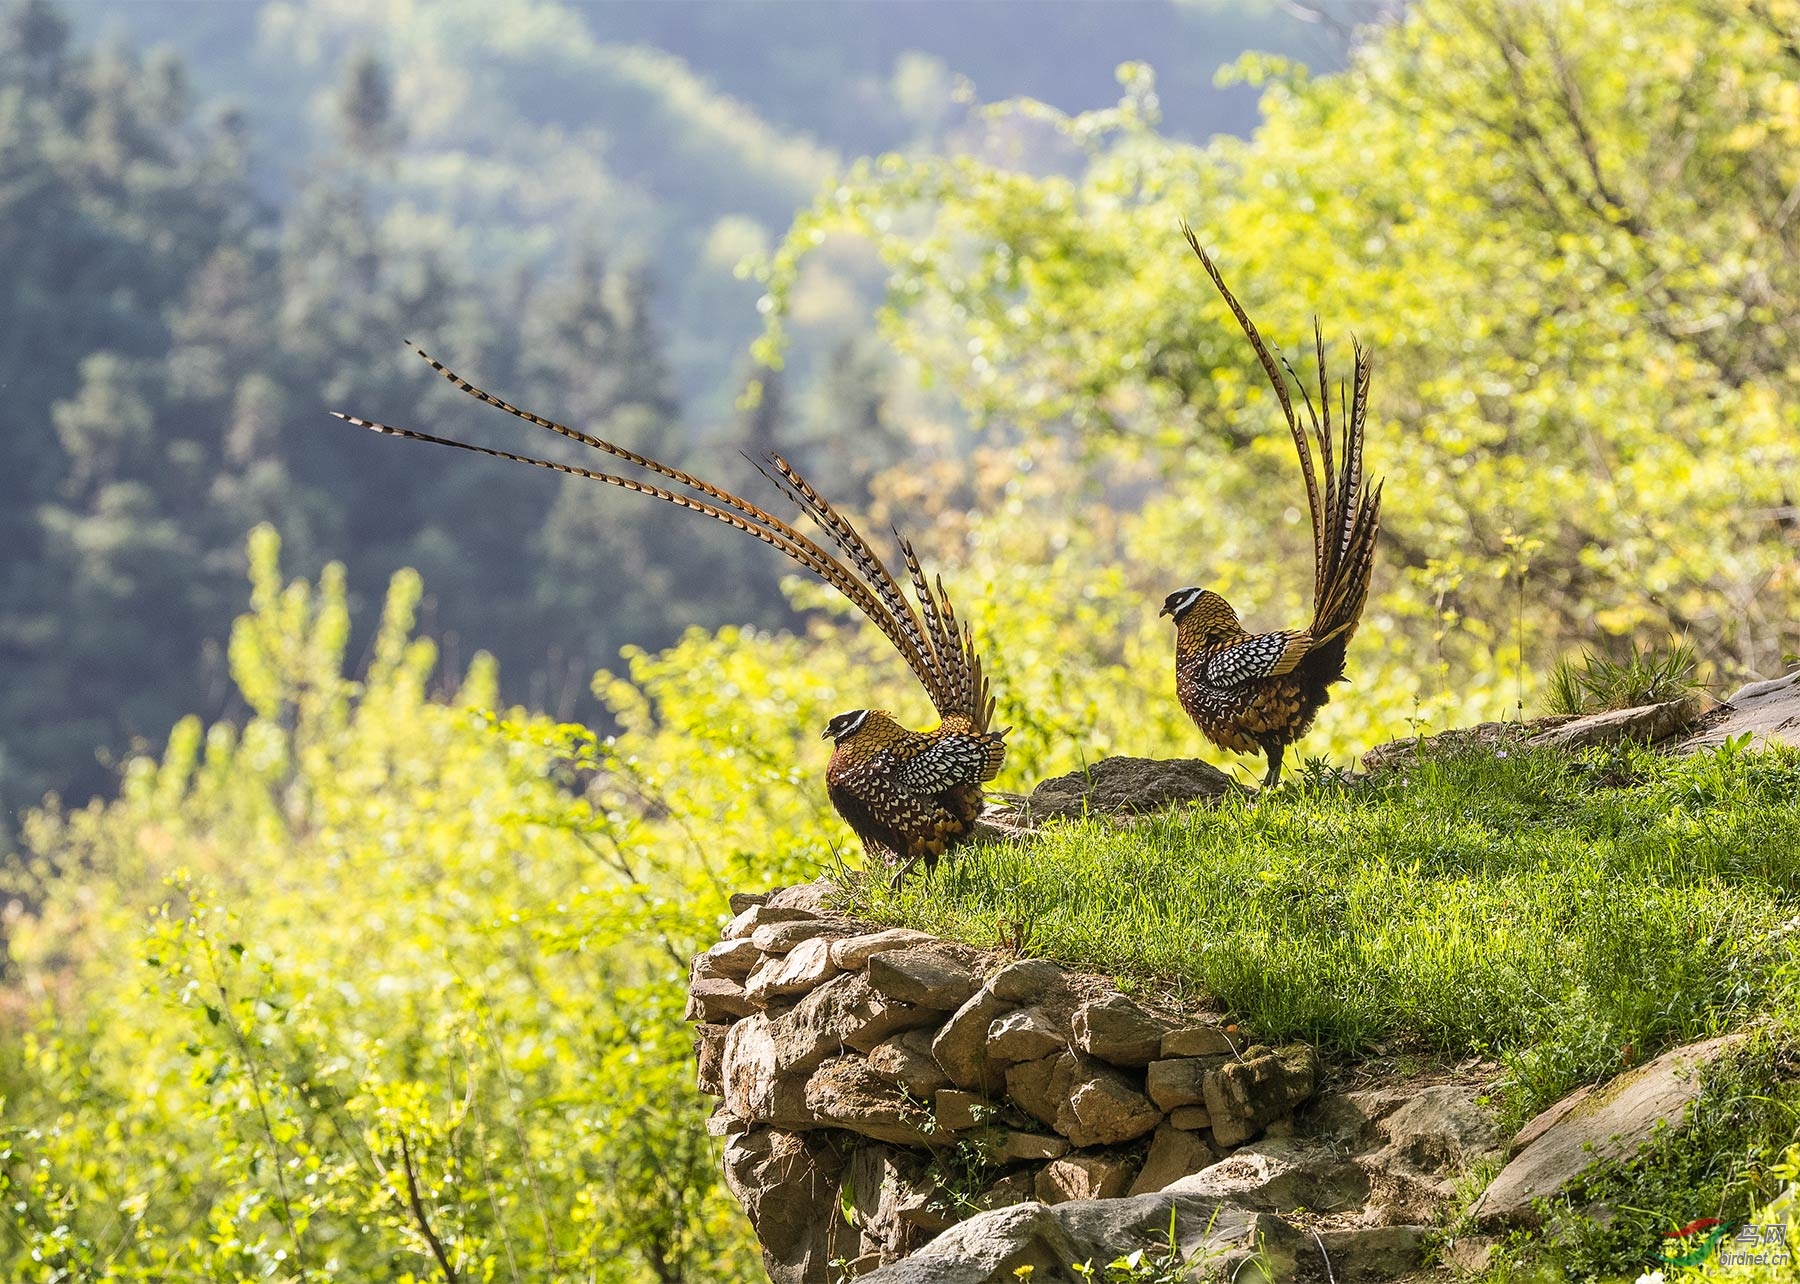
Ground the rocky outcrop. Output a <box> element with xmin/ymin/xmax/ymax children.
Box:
<box><xmin>687</xmin><ymin>885</ymin><xmax>1524</xmax><ymax>1283</ymax></box>
<box><xmin>689</xmin><ymin>886</ymin><xmax>1328</xmax><ymax>1282</ymax></box>
<box><xmin>858</xmin><ymin>1068</ymin><xmax>1516</xmax><ymax>1283</ymax></box>
<box><xmin>1362</xmin><ymin>693</ymin><xmax>1706</xmax><ymax>772</ymax></box>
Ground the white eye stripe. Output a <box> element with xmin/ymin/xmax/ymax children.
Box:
<box><xmin>834</xmin><ymin>710</ymin><xmax>871</xmax><ymax>737</ymax></box>
<box><xmin>1174</xmin><ymin>589</ymin><xmax>1205</xmax><ymax>615</ymax></box>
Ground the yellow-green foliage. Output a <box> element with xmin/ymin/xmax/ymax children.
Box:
<box><xmin>8</xmin><ymin>4</ymin><xmax>1800</xmax><ymax>1281</ymax></box>
<box><xmin>750</xmin><ymin>0</ymin><xmax>1800</xmax><ymax>775</ymax></box>
<box><xmin>0</xmin><ymin>527</ymin><xmax>769</xmax><ymax>1283</ymax></box>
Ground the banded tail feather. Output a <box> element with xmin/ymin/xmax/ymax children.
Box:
<box><xmin>1164</xmin><ymin>225</ymin><xmax>1384</xmax><ymax>787</ymax></box>
<box><xmin>330</xmin><ymin>346</ymin><xmax>1005</xmax><ymax>870</ymax></box>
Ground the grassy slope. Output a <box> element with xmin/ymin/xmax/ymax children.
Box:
<box><xmin>847</xmin><ymin>741</ymin><xmax>1800</xmax><ymax>1125</ymax></box>
<box><xmin>845</xmin><ymin>740</ymin><xmax>1800</xmax><ymax>1276</ymax></box>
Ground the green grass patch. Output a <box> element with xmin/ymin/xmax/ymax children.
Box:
<box><xmin>845</xmin><ymin>741</ymin><xmax>1800</xmax><ymax>1125</ymax></box>
<box><xmin>1545</xmin><ymin>637</ymin><xmax>1703</xmax><ymax>715</ymax></box>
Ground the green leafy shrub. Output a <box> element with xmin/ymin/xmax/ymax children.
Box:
<box><xmin>0</xmin><ymin>527</ymin><xmax>766</xmax><ymax>1283</ymax></box>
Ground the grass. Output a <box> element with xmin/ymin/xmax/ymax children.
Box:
<box><xmin>1545</xmin><ymin>636</ymin><xmax>1703</xmax><ymax>715</ymax></box>
<box><xmin>844</xmin><ymin>739</ymin><xmax>1800</xmax><ymax>1126</ymax></box>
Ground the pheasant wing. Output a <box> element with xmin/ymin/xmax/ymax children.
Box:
<box><xmin>1204</xmin><ymin>630</ymin><xmax>1312</xmax><ymax>686</ymax></box>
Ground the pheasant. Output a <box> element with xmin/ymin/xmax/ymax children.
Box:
<box><xmin>331</xmin><ymin>346</ymin><xmax>1005</xmax><ymax>874</ymax></box>
<box><xmin>1162</xmin><ymin>225</ymin><xmax>1383</xmax><ymax>787</ymax></box>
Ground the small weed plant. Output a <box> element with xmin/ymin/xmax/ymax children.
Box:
<box><xmin>1546</xmin><ymin>637</ymin><xmax>1702</xmax><ymax>715</ymax></box>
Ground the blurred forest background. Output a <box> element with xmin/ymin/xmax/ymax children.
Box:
<box><xmin>3</xmin><ymin>0</ymin><xmax>1799</xmax><ymax>1281</ymax></box>
<box><xmin>0</xmin><ymin>0</ymin><xmax>1314</xmax><ymax>827</ymax></box>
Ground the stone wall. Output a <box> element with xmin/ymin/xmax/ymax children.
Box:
<box><xmin>686</xmin><ymin>883</ymin><xmax>1319</xmax><ymax>1283</ymax></box>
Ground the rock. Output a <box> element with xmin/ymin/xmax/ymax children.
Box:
<box><xmin>723</xmin><ymin>1128</ymin><xmax>854</xmax><ymax>1284</ymax></box>
<box><xmin>1527</xmin><ymin>694</ymin><xmax>1701</xmax><ymax>750</ymax></box>
<box><xmin>987</xmin><ymin>958</ymin><xmax>1070</xmax><ymax>1004</ymax></box>
<box><xmin>752</xmin><ymin>918</ymin><xmax>850</xmax><ymax>955</ymax></box>
<box><xmin>727</xmin><ymin>891</ymin><xmax>768</xmax><ymax>916</ymax></box>
<box><xmin>1315</xmin><ymin>1225</ymin><xmax>1427</xmax><ymax>1281</ymax></box>
<box><xmin>1004</xmin><ymin>1054</ymin><xmax>1067</xmax><ymax>1130</ymax></box>
<box><xmin>985</xmin><ymin>1129</ymin><xmax>1068</xmax><ymax>1163</ymax></box>
<box><xmin>766</xmin><ymin>971</ymin><xmax>938</xmax><ymax>1073</ymax></box>
<box><xmin>1169</xmin><ymin>1106</ymin><xmax>1211</xmax><ymax>1131</ymax></box>
<box><xmin>867</xmin><ymin>1029</ymin><xmax>952</xmax><ymax>1097</ymax></box>
<box><xmin>830</xmin><ymin>928</ymin><xmax>937</xmax><ymax>970</ymax></box>
<box><xmin>1162</xmin><ymin>1025</ymin><xmax>1239</xmax><ymax>1058</ymax></box>
<box><xmin>986</xmin><ymin>1008</ymin><xmax>1067</xmax><ymax>1065</ymax></box>
<box><xmin>934</xmin><ymin>1089</ymin><xmax>991</xmax><ymax>1133</ymax></box>
<box><xmin>1145</xmin><ymin>1058</ymin><xmax>1213</xmax><ymax>1111</ymax></box>
<box><xmin>1058</xmin><ymin>1060</ymin><xmax>1163</xmax><ymax>1148</ymax></box>
<box><xmin>1023</xmin><ymin>755</ymin><xmax>1237</xmax><ymax>821</ymax></box>
<box><xmin>1444</xmin><ymin>1234</ymin><xmax>1500</xmax><ymax>1273</ymax></box>
<box><xmin>1165</xmin><ymin>1137</ymin><xmax>1370</xmax><ymax>1214</ymax></box>
<box><xmin>867</xmin><ymin>946</ymin><xmax>983</xmax><ymax>1010</ymax></box>
<box><xmin>1072</xmin><ymin>995</ymin><xmax>1174</xmax><ymax>1067</ymax></box>
<box><xmin>1682</xmin><ymin>670</ymin><xmax>1800</xmax><ymax>752</ymax></box>
<box><xmin>704</xmin><ymin>1104</ymin><xmax>743</xmax><ymax>1137</ymax></box>
<box><xmin>1509</xmin><ymin>1086</ymin><xmax>1590</xmax><ymax>1157</ymax></box>
<box><xmin>766</xmin><ymin>881</ymin><xmax>842</xmax><ymax>914</ymax></box>
<box><xmin>1035</xmin><ymin>1153</ymin><xmax>1138</xmax><ymax>1203</ymax></box>
<box><xmin>685</xmin><ymin>975</ymin><xmax>757</xmax><ymax>1022</ymax></box>
<box><xmin>1375</xmin><ymin>1083</ymin><xmax>1502</xmax><ymax>1190</ymax></box>
<box><xmin>720</xmin><ymin>1016</ymin><xmax>813</xmax><ymax>1127</ymax></box>
<box><xmin>857</xmin><ymin>1202</ymin><xmax>1087</xmax><ymax>1284</ymax></box>
<box><xmin>932</xmin><ymin>989</ymin><xmax>1013</xmax><ymax>1093</ymax></box>
<box><xmin>1362</xmin><ymin>719</ymin><xmax>1540</xmax><ymax>772</ymax></box>
<box><xmin>1205</xmin><ymin>1044</ymin><xmax>1318</xmax><ymax>1147</ymax></box>
<box><xmin>858</xmin><ymin>1192</ymin><xmax>1272</xmax><ymax>1284</ymax></box>
<box><xmin>723</xmin><ymin>903</ymin><xmax>817</xmax><ymax>940</ymax></box>
<box><xmin>973</xmin><ymin>1171</ymin><xmax>1036</xmax><ymax>1212</ymax></box>
<box><xmin>1472</xmin><ymin>1034</ymin><xmax>1744</xmax><ymax>1228</ymax></box>
<box><xmin>701</xmin><ymin>936</ymin><xmax>764</xmax><ymax>980</ymax></box>
<box><xmin>1128</xmin><ymin>1123</ymin><xmax>1219</xmax><ymax>1196</ymax></box>
<box><xmin>843</xmin><ymin>1144</ymin><xmax>947</xmax><ymax>1258</ymax></box>
<box><xmin>806</xmin><ymin>1057</ymin><xmax>939</xmax><ymax>1145</ymax></box>
<box><xmin>694</xmin><ymin>1022</ymin><xmax>729</xmax><ymax>1096</ymax></box>
<box><xmin>745</xmin><ymin>936</ymin><xmax>840</xmax><ymax>1003</ymax></box>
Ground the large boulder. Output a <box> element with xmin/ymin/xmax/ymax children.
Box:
<box><xmin>1472</xmin><ymin>1034</ymin><xmax>1744</xmax><ymax>1227</ymax></box>
<box><xmin>1682</xmin><ymin>671</ymin><xmax>1800</xmax><ymax>752</ymax></box>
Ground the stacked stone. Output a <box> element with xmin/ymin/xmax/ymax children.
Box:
<box><xmin>687</xmin><ymin>886</ymin><xmax>1319</xmax><ymax>1284</ymax></box>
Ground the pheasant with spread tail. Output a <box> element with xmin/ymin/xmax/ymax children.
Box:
<box><xmin>1162</xmin><ymin>226</ymin><xmax>1383</xmax><ymax>786</ymax></box>
<box><xmin>332</xmin><ymin>347</ymin><xmax>1005</xmax><ymax>873</ymax></box>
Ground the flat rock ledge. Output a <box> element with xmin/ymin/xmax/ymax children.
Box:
<box><xmin>689</xmin><ymin>882</ymin><xmax>1505</xmax><ymax>1283</ymax></box>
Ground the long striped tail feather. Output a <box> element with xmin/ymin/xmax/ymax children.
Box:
<box><xmin>328</xmin><ymin>410</ymin><xmax>934</xmax><ymax>681</ymax></box>
<box><xmin>1181</xmin><ymin>220</ymin><xmax>1382</xmax><ymax>651</ymax></box>
<box><xmin>749</xmin><ymin>453</ymin><xmax>951</xmax><ymax>714</ymax></box>
<box><xmin>334</xmin><ymin>351</ymin><xmax>997</xmax><ymax>731</ymax></box>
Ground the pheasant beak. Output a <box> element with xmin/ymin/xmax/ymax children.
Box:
<box><xmin>1158</xmin><ymin>603</ymin><xmax>1173</xmax><ymax>618</ymax></box>
<box><xmin>820</xmin><ymin>727</ymin><xmax>834</xmax><ymax>739</ymax></box>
